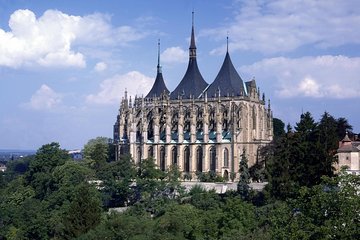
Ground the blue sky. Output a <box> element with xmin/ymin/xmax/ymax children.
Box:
<box><xmin>1</xmin><ymin>0</ymin><xmax>360</xmax><ymax>150</ymax></box>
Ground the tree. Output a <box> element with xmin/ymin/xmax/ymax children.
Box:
<box><xmin>83</xmin><ymin>137</ymin><xmax>114</xmax><ymax>173</ymax></box>
<box><xmin>26</xmin><ymin>142</ymin><xmax>70</xmax><ymax>199</ymax></box>
<box><xmin>316</xmin><ymin>112</ymin><xmax>338</xmax><ymax>178</ymax></box>
<box><xmin>292</xmin><ymin>172</ymin><xmax>360</xmax><ymax>239</ymax></box>
<box><xmin>61</xmin><ymin>183</ymin><xmax>102</xmax><ymax>239</ymax></box>
<box><xmin>99</xmin><ymin>155</ymin><xmax>136</xmax><ymax>207</ymax></box>
<box><xmin>336</xmin><ymin>117</ymin><xmax>353</xmax><ymax>140</ymax></box>
<box><xmin>273</xmin><ymin>117</ymin><xmax>285</xmax><ymax>139</ymax></box>
<box><xmin>237</xmin><ymin>149</ymin><xmax>250</xmax><ymax>200</ymax></box>
<box><xmin>265</xmin><ymin>132</ymin><xmax>298</xmax><ymax>200</ymax></box>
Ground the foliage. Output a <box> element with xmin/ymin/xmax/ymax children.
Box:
<box><xmin>292</xmin><ymin>172</ymin><xmax>360</xmax><ymax>239</ymax></box>
<box><xmin>0</xmin><ymin>142</ymin><xmax>102</xmax><ymax>239</ymax></box>
<box><xmin>196</xmin><ymin>170</ymin><xmax>224</xmax><ymax>182</ymax></box>
<box><xmin>238</xmin><ymin>149</ymin><xmax>250</xmax><ymax>200</ymax></box>
<box><xmin>61</xmin><ymin>183</ymin><xmax>102</xmax><ymax>239</ymax></box>
<box><xmin>83</xmin><ymin>136</ymin><xmax>114</xmax><ymax>173</ymax></box>
<box><xmin>25</xmin><ymin>142</ymin><xmax>70</xmax><ymax>199</ymax></box>
<box><xmin>273</xmin><ymin>117</ymin><xmax>286</xmax><ymax>139</ymax></box>
<box><xmin>99</xmin><ymin>154</ymin><xmax>136</xmax><ymax>208</ymax></box>
<box><xmin>0</xmin><ymin>114</ymin><xmax>358</xmax><ymax>240</ymax></box>
<box><xmin>266</xmin><ymin>112</ymin><xmax>341</xmax><ymax>200</ymax></box>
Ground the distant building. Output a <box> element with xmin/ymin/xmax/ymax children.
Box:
<box><xmin>337</xmin><ymin>132</ymin><xmax>360</xmax><ymax>175</ymax></box>
<box><xmin>0</xmin><ymin>163</ymin><xmax>6</xmax><ymax>172</ymax></box>
<box><xmin>113</xmin><ymin>14</ymin><xmax>273</xmax><ymax>180</ymax></box>
<box><xmin>68</xmin><ymin>149</ymin><xmax>83</xmax><ymax>161</ymax></box>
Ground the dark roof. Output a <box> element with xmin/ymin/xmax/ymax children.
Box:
<box><xmin>245</xmin><ymin>79</ymin><xmax>257</xmax><ymax>94</ymax></box>
<box><xmin>170</xmin><ymin>15</ymin><xmax>208</xmax><ymax>99</ymax></box>
<box><xmin>206</xmin><ymin>51</ymin><xmax>245</xmax><ymax>97</ymax></box>
<box><xmin>170</xmin><ymin>58</ymin><xmax>208</xmax><ymax>99</ymax></box>
<box><xmin>338</xmin><ymin>144</ymin><xmax>360</xmax><ymax>153</ymax></box>
<box><xmin>145</xmin><ymin>70</ymin><xmax>169</xmax><ymax>98</ymax></box>
<box><xmin>145</xmin><ymin>41</ymin><xmax>170</xmax><ymax>98</ymax></box>
<box><xmin>341</xmin><ymin>133</ymin><xmax>352</xmax><ymax>142</ymax></box>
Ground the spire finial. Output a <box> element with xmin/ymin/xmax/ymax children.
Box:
<box><xmin>192</xmin><ymin>10</ymin><xmax>194</xmax><ymax>27</ymax></box>
<box><xmin>157</xmin><ymin>39</ymin><xmax>162</xmax><ymax>73</ymax></box>
<box><xmin>189</xmin><ymin>11</ymin><xmax>196</xmax><ymax>59</ymax></box>
<box><xmin>227</xmin><ymin>31</ymin><xmax>229</xmax><ymax>52</ymax></box>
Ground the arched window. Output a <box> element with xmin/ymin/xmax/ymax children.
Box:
<box><xmin>210</xmin><ymin>147</ymin><xmax>216</xmax><ymax>172</ymax></box>
<box><xmin>184</xmin><ymin>147</ymin><xmax>190</xmax><ymax>172</ymax></box>
<box><xmin>223</xmin><ymin>148</ymin><xmax>229</xmax><ymax>167</ymax></box>
<box><xmin>196</xmin><ymin>147</ymin><xmax>203</xmax><ymax>172</ymax></box>
<box><xmin>148</xmin><ymin>146</ymin><xmax>153</xmax><ymax>158</ymax></box>
<box><xmin>171</xmin><ymin>147</ymin><xmax>177</xmax><ymax>165</ymax></box>
<box><xmin>160</xmin><ymin>147</ymin><xmax>165</xmax><ymax>171</ymax></box>
<box><xmin>223</xmin><ymin>170</ymin><xmax>229</xmax><ymax>181</ymax></box>
<box><xmin>137</xmin><ymin>147</ymin><xmax>141</xmax><ymax>162</ymax></box>
<box><xmin>252</xmin><ymin>106</ymin><xmax>257</xmax><ymax>130</ymax></box>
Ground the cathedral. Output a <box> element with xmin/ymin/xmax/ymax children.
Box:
<box><xmin>113</xmin><ymin>16</ymin><xmax>273</xmax><ymax>180</ymax></box>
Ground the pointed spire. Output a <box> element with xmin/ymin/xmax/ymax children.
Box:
<box><xmin>145</xmin><ymin>39</ymin><xmax>170</xmax><ymax>99</ymax></box>
<box><xmin>342</xmin><ymin>131</ymin><xmax>352</xmax><ymax>142</ymax></box>
<box><xmin>170</xmin><ymin>11</ymin><xmax>208</xmax><ymax>99</ymax></box>
<box><xmin>226</xmin><ymin>32</ymin><xmax>229</xmax><ymax>53</ymax></box>
<box><xmin>157</xmin><ymin>39</ymin><xmax>162</xmax><ymax>73</ymax></box>
<box><xmin>206</xmin><ymin>36</ymin><xmax>245</xmax><ymax>98</ymax></box>
<box><xmin>190</xmin><ymin>11</ymin><xmax>196</xmax><ymax>59</ymax></box>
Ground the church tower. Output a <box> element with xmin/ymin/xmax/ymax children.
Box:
<box><xmin>113</xmin><ymin>13</ymin><xmax>273</xmax><ymax>181</ymax></box>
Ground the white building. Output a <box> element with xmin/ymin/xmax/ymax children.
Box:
<box><xmin>337</xmin><ymin>133</ymin><xmax>360</xmax><ymax>175</ymax></box>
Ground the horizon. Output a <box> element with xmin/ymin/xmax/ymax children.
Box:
<box><xmin>1</xmin><ymin>0</ymin><xmax>360</xmax><ymax>150</ymax></box>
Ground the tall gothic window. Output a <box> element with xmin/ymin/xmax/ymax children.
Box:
<box><xmin>136</xmin><ymin>147</ymin><xmax>141</xmax><ymax>163</ymax></box>
<box><xmin>184</xmin><ymin>147</ymin><xmax>190</xmax><ymax>172</ymax></box>
<box><xmin>210</xmin><ymin>147</ymin><xmax>216</xmax><ymax>172</ymax></box>
<box><xmin>148</xmin><ymin>146</ymin><xmax>153</xmax><ymax>158</ymax></box>
<box><xmin>252</xmin><ymin>106</ymin><xmax>256</xmax><ymax>130</ymax></box>
<box><xmin>196</xmin><ymin>147</ymin><xmax>203</xmax><ymax>172</ymax></box>
<box><xmin>184</xmin><ymin>110</ymin><xmax>191</xmax><ymax>132</ymax></box>
<box><xmin>160</xmin><ymin>147</ymin><xmax>165</xmax><ymax>171</ymax></box>
<box><xmin>171</xmin><ymin>147</ymin><xmax>177</xmax><ymax>165</ymax></box>
<box><xmin>223</xmin><ymin>148</ymin><xmax>229</xmax><ymax>167</ymax></box>
<box><xmin>148</xmin><ymin>119</ymin><xmax>154</xmax><ymax>139</ymax></box>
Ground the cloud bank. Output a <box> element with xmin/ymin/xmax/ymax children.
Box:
<box><xmin>0</xmin><ymin>9</ymin><xmax>146</xmax><ymax>68</ymax></box>
<box><xmin>241</xmin><ymin>55</ymin><xmax>360</xmax><ymax>99</ymax></box>
<box><xmin>24</xmin><ymin>84</ymin><xmax>62</xmax><ymax>110</ymax></box>
<box><xmin>86</xmin><ymin>71</ymin><xmax>153</xmax><ymax>105</ymax></box>
<box><xmin>204</xmin><ymin>0</ymin><xmax>360</xmax><ymax>54</ymax></box>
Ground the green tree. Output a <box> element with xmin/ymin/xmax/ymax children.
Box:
<box><xmin>61</xmin><ymin>183</ymin><xmax>102</xmax><ymax>239</ymax></box>
<box><xmin>219</xmin><ymin>197</ymin><xmax>256</xmax><ymax>238</ymax></box>
<box><xmin>316</xmin><ymin>112</ymin><xmax>338</xmax><ymax>178</ymax></box>
<box><xmin>100</xmin><ymin>155</ymin><xmax>136</xmax><ymax>207</ymax></box>
<box><xmin>83</xmin><ymin>137</ymin><xmax>113</xmax><ymax>173</ymax></box>
<box><xmin>237</xmin><ymin>149</ymin><xmax>250</xmax><ymax>200</ymax></box>
<box><xmin>26</xmin><ymin>142</ymin><xmax>70</xmax><ymax>199</ymax></box>
<box><xmin>189</xmin><ymin>185</ymin><xmax>221</xmax><ymax>211</ymax></box>
<box><xmin>273</xmin><ymin>117</ymin><xmax>286</xmax><ymax>139</ymax></box>
<box><xmin>336</xmin><ymin>117</ymin><xmax>353</xmax><ymax>140</ymax></box>
<box><xmin>292</xmin><ymin>172</ymin><xmax>360</xmax><ymax>239</ymax></box>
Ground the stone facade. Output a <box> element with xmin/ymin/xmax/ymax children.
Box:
<box><xmin>337</xmin><ymin>133</ymin><xmax>360</xmax><ymax>175</ymax></box>
<box><xmin>113</xmin><ymin>16</ymin><xmax>273</xmax><ymax>180</ymax></box>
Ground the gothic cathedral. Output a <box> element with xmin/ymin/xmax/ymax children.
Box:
<box><xmin>113</xmin><ymin>16</ymin><xmax>273</xmax><ymax>180</ymax></box>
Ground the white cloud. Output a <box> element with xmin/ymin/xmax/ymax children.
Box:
<box><xmin>203</xmin><ymin>0</ymin><xmax>360</xmax><ymax>54</ymax></box>
<box><xmin>94</xmin><ymin>62</ymin><xmax>107</xmax><ymax>72</ymax></box>
<box><xmin>298</xmin><ymin>77</ymin><xmax>321</xmax><ymax>97</ymax></box>
<box><xmin>240</xmin><ymin>55</ymin><xmax>360</xmax><ymax>99</ymax></box>
<box><xmin>24</xmin><ymin>84</ymin><xmax>62</xmax><ymax>110</ymax></box>
<box><xmin>0</xmin><ymin>9</ymin><xmax>146</xmax><ymax>68</ymax></box>
<box><xmin>161</xmin><ymin>46</ymin><xmax>187</xmax><ymax>64</ymax></box>
<box><xmin>86</xmin><ymin>71</ymin><xmax>153</xmax><ymax>105</ymax></box>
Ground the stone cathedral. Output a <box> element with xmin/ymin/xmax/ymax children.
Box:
<box><xmin>113</xmin><ymin>17</ymin><xmax>273</xmax><ymax>180</ymax></box>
